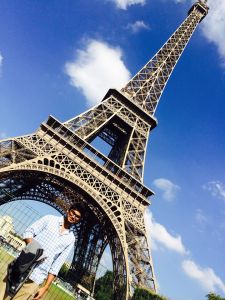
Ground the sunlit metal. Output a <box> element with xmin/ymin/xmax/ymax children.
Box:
<box><xmin>0</xmin><ymin>1</ymin><xmax>208</xmax><ymax>299</ymax></box>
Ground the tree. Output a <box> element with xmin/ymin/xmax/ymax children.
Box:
<box><xmin>94</xmin><ymin>271</ymin><xmax>113</xmax><ymax>300</ymax></box>
<box><xmin>94</xmin><ymin>272</ymin><xmax>170</xmax><ymax>300</ymax></box>
<box><xmin>206</xmin><ymin>293</ymin><xmax>225</xmax><ymax>300</ymax></box>
<box><xmin>58</xmin><ymin>262</ymin><xmax>70</xmax><ymax>279</ymax></box>
<box><xmin>132</xmin><ymin>287</ymin><xmax>168</xmax><ymax>300</ymax></box>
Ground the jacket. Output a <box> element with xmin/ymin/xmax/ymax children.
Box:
<box><xmin>6</xmin><ymin>239</ymin><xmax>44</xmax><ymax>297</ymax></box>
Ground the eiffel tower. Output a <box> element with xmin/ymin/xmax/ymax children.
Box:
<box><xmin>0</xmin><ymin>1</ymin><xmax>208</xmax><ymax>299</ymax></box>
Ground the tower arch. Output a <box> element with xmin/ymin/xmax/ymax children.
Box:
<box><xmin>0</xmin><ymin>167</ymin><xmax>128</xmax><ymax>299</ymax></box>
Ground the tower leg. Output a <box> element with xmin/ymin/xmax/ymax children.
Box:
<box><xmin>0</xmin><ymin>168</ymin><xmax>130</xmax><ymax>299</ymax></box>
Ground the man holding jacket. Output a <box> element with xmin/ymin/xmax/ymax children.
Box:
<box><xmin>0</xmin><ymin>203</ymin><xmax>84</xmax><ymax>300</ymax></box>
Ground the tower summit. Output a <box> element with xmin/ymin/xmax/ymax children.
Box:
<box><xmin>0</xmin><ymin>1</ymin><xmax>209</xmax><ymax>299</ymax></box>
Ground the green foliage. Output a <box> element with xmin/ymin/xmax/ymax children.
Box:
<box><xmin>206</xmin><ymin>293</ymin><xmax>225</xmax><ymax>300</ymax></box>
<box><xmin>93</xmin><ymin>272</ymin><xmax>169</xmax><ymax>300</ymax></box>
<box><xmin>58</xmin><ymin>263</ymin><xmax>70</xmax><ymax>279</ymax></box>
<box><xmin>132</xmin><ymin>287</ymin><xmax>168</xmax><ymax>300</ymax></box>
<box><xmin>82</xmin><ymin>272</ymin><xmax>95</xmax><ymax>291</ymax></box>
<box><xmin>94</xmin><ymin>271</ymin><xmax>113</xmax><ymax>300</ymax></box>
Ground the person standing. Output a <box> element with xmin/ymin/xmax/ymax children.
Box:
<box><xmin>0</xmin><ymin>203</ymin><xmax>84</xmax><ymax>300</ymax></box>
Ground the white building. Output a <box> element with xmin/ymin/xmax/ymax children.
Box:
<box><xmin>0</xmin><ymin>215</ymin><xmax>25</xmax><ymax>251</ymax></box>
<box><xmin>0</xmin><ymin>215</ymin><xmax>13</xmax><ymax>238</ymax></box>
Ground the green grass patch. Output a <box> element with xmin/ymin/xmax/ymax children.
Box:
<box><xmin>0</xmin><ymin>246</ymin><xmax>76</xmax><ymax>299</ymax></box>
<box><xmin>0</xmin><ymin>246</ymin><xmax>15</xmax><ymax>279</ymax></box>
<box><xmin>43</xmin><ymin>283</ymin><xmax>77</xmax><ymax>300</ymax></box>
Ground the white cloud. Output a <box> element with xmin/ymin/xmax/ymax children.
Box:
<box><xmin>127</xmin><ymin>21</ymin><xmax>150</xmax><ymax>33</ymax></box>
<box><xmin>144</xmin><ymin>210</ymin><xmax>187</xmax><ymax>255</ymax></box>
<box><xmin>110</xmin><ymin>0</ymin><xmax>145</xmax><ymax>10</ymax></box>
<box><xmin>200</xmin><ymin>0</ymin><xmax>225</xmax><ymax>66</ymax></box>
<box><xmin>168</xmin><ymin>0</ymin><xmax>225</xmax><ymax>67</ymax></box>
<box><xmin>203</xmin><ymin>181</ymin><xmax>225</xmax><ymax>201</ymax></box>
<box><xmin>65</xmin><ymin>39</ymin><xmax>130</xmax><ymax>106</ymax></box>
<box><xmin>182</xmin><ymin>260</ymin><xmax>225</xmax><ymax>293</ymax></box>
<box><xmin>153</xmin><ymin>178</ymin><xmax>180</xmax><ymax>201</ymax></box>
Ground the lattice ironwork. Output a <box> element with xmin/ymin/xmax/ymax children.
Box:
<box><xmin>0</xmin><ymin>1</ymin><xmax>208</xmax><ymax>299</ymax></box>
<box><xmin>121</xmin><ymin>0</ymin><xmax>209</xmax><ymax>116</ymax></box>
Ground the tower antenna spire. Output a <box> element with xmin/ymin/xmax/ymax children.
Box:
<box><xmin>121</xmin><ymin>0</ymin><xmax>209</xmax><ymax>116</ymax></box>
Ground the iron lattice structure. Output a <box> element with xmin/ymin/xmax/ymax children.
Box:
<box><xmin>0</xmin><ymin>1</ymin><xmax>208</xmax><ymax>299</ymax></box>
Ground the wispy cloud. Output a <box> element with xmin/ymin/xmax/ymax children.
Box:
<box><xmin>202</xmin><ymin>181</ymin><xmax>225</xmax><ymax>201</ymax></box>
<box><xmin>109</xmin><ymin>0</ymin><xmax>145</xmax><ymax>10</ymax></box>
<box><xmin>153</xmin><ymin>178</ymin><xmax>180</xmax><ymax>201</ymax></box>
<box><xmin>165</xmin><ymin>0</ymin><xmax>225</xmax><ymax>67</ymax></box>
<box><xmin>182</xmin><ymin>260</ymin><xmax>225</xmax><ymax>293</ymax></box>
<box><xmin>144</xmin><ymin>210</ymin><xmax>187</xmax><ymax>255</ymax></box>
<box><xmin>65</xmin><ymin>39</ymin><xmax>130</xmax><ymax>106</ymax></box>
<box><xmin>0</xmin><ymin>132</ymin><xmax>7</xmax><ymax>139</ymax></box>
<box><xmin>145</xmin><ymin>210</ymin><xmax>224</xmax><ymax>293</ymax></box>
<box><xmin>201</xmin><ymin>0</ymin><xmax>225</xmax><ymax>67</ymax></box>
<box><xmin>174</xmin><ymin>0</ymin><xmax>186</xmax><ymax>3</ymax></box>
<box><xmin>127</xmin><ymin>21</ymin><xmax>150</xmax><ymax>33</ymax></box>
<box><xmin>195</xmin><ymin>209</ymin><xmax>208</xmax><ymax>225</ymax></box>
<box><xmin>0</xmin><ymin>52</ymin><xmax>3</xmax><ymax>66</ymax></box>
<box><xmin>0</xmin><ymin>52</ymin><xmax>3</xmax><ymax>75</ymax></box>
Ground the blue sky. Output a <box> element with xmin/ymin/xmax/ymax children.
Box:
<box><xmin>0</xmin><ymin>0</ymin><xmax>225</xmax><ymax>299</ymax></box>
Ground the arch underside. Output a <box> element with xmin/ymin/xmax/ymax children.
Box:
<box><xmin>0</xmin><ymin>170</ymin><xmax>127</xmax><ymax>299</ymax></box>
